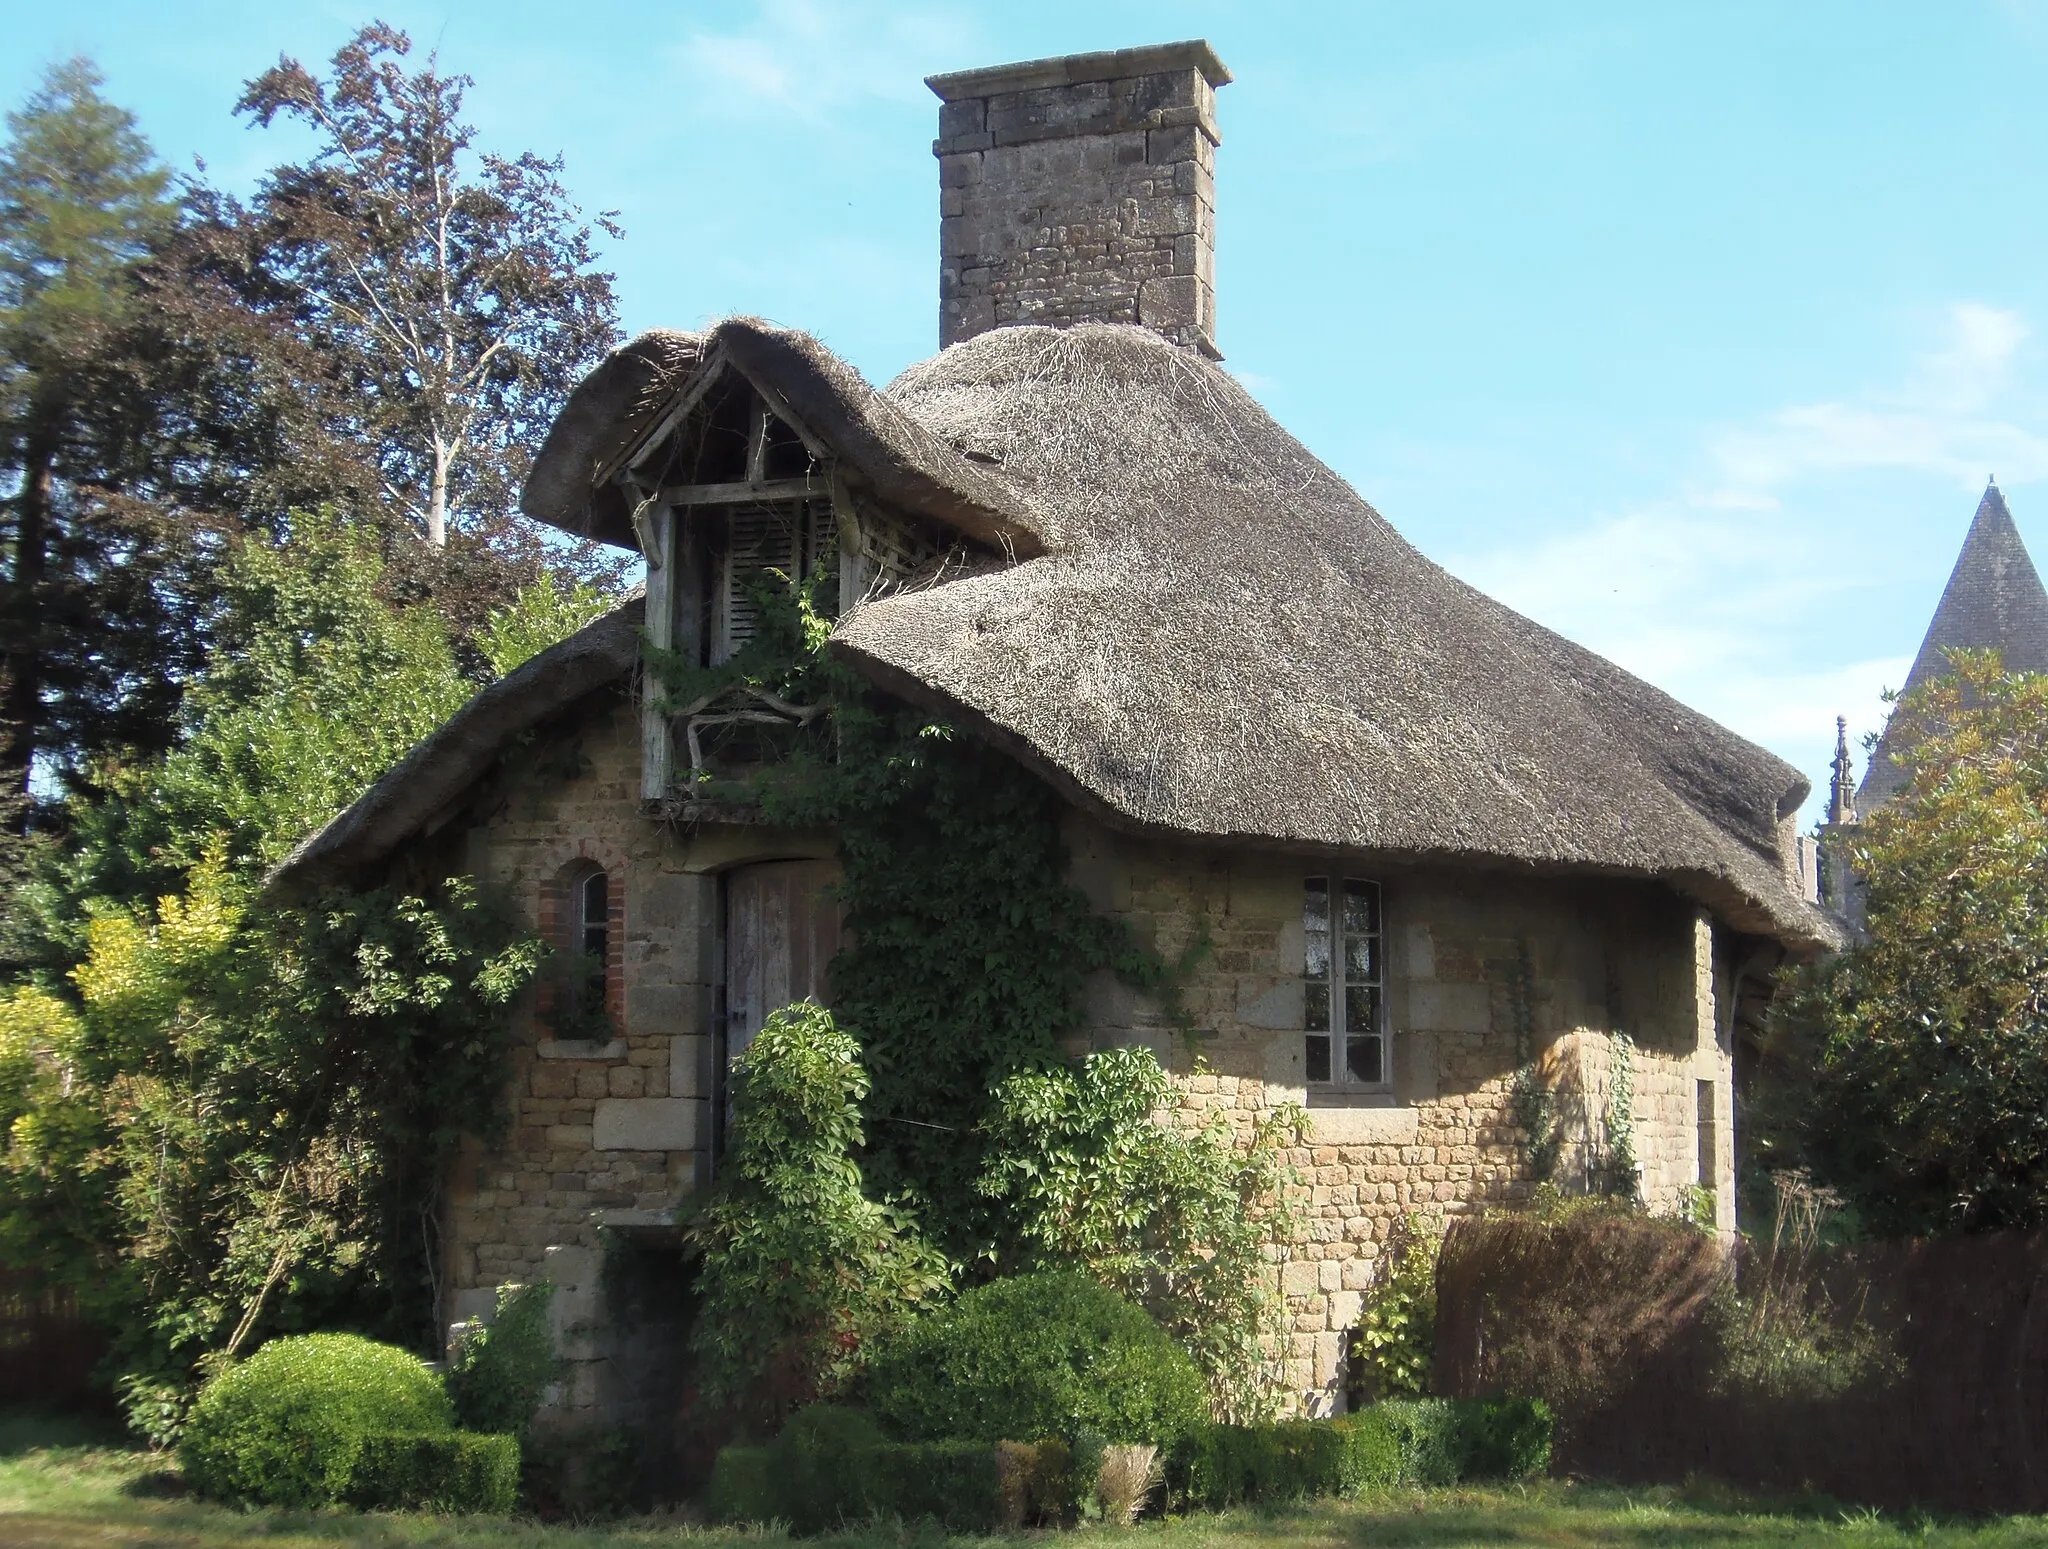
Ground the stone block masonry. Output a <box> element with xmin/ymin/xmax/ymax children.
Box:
<box><xmin>928</xmin><ymin>41</ymin><xmax>1231</xmax><ymax>357</ymax></box>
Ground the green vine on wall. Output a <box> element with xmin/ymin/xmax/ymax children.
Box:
<box><xmin>1602</xmin><ymin>1031</ymin><xmax>1639</xmax><ymax>1201</ymax></box>
<box><xmin>648</xmin><ymin>566</ymin><xmax>1200</xmax><ymax>1261</ymax></box>
<box><xmin>1504</xmin><ymin>940</ymin><xmax>1561</xmax><ymax>1185</ymax></box>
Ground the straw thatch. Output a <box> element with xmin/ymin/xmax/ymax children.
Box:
<box><xmin>281</xmin><ymin>316</ymin><xmax>1834</xmax><ymax>949</ymax></box>
<box><xmin>523</xmin><ymin>319</ymin><xmax>1043</xmax><ymax>557</ymax></box>
<box><xmin>838</xmin><ymin>322</ymin><xmax>1829</xmax><ymax>947</ymax></box>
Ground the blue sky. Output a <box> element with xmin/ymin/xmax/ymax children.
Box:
<box><xmin>9</xmin><ymin>1</ymin><xmax>2048</xmax><ymax>824</ymax></box>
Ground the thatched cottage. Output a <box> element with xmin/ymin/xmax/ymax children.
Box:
<box><xmin>273</xmin><ymin>40</ymin><xmax>1838</xmax><ymax>1423</ymax></box>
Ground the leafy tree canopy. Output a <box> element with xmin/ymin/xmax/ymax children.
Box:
<box><xmin>1771</xmin><ymin>649</ymin><xmax>2048</xmax><ymax>1234</ymax></box>
<box><xmin>236</xmin><ymin>23</ymin><xmax>622</xmax><ymax>551</ymax></box>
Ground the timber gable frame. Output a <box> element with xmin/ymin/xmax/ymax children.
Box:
<box><xmin>610</xmin><ymin>347</ymin><xmax>996</xmax><ymax>804</ymax></box>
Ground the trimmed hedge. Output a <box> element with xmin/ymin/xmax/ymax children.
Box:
<box><xmin>344</xmin><ymin>1430</ymin><xmax>520</xmax><ymax>1513</ymax></box>
<box><xmin>705</xmin><ymin>1408</ymin><xmax>1004</xmax><ymax>1532</ymax></box>
<box><xmin>1171</xmin><ymin>1398</ymin><xmax>1550</xmax><ymax>1508</ymax></box>
<box><xmin>859</xmin><ymin>1272</ymin><xmax>1207</xmax><ymax>1447</ymax></box>
<box><xmin>709</xmin><ymin>1397</ymin><xmax>1551</xmax><ymax>1530</ymax></box>
<box><xmin>1174</xmin><ymin>1412</ymin><xmax>1400</xmax><ymax>1508</ymax></box>
<box><xmin>181</xmin><ymin>1334</ymin><xmax>454</xmax><ymax>1507</ymax></box>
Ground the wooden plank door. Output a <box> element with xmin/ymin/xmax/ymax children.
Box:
<box><xmin>723</xmin><ymin>859</ymin><xmax>843</xmax><ymax>1068</ymax></box>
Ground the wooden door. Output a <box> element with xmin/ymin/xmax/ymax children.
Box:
<box><xmin>723</xmin><ymin>859</ymin><xmax>843</xmax><ymax>1068</ymax></box>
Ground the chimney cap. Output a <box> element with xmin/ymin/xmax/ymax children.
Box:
<box><xmin>926</xmin><ymin>39</ymin><xmax>1231</xmax><ymax>101</ymax></box>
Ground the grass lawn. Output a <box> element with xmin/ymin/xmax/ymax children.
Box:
<box><xmin>4</xmin><ymin>1412</ymin><xmax>2047</xmax><ymax>1549</ymax></box>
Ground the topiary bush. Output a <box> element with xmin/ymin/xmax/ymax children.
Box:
<box><xmin>859</xmin><ymin>1270</ymin><xmax>1208</xmax><ymax>1446</ymax></box>
<box><xmin>180</xmin><ymin>1333</ymin><xmax>453</xmax><ymax>1507</ymax></box>
<box><xmin>344</xmin><ymin>1430</ymin><xmax>520</xmax><ymax>1513</ymax></box>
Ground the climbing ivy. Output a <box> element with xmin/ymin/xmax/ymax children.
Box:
<box><xmin>1504</xmin><ymin>941</ymin><xmax>1561</xmax><ymax>1186</ymax></box>
<box><xmin>650</xmin><ymin>568</ymin><xmax>1188</xmax><ymax>1260</ymax></box>
<box><xmin>1602</xmin><ymin>1031</ymin><xmax>1639</xmax><ymax>1201</ymax></box>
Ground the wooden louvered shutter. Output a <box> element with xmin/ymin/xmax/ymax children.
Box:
<box><xmin>711</xmin><ymin>499</ymin><xmax>837</xmax><ymax>663</ymax></box>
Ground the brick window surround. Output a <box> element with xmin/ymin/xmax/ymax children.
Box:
<box><xmin>537</xmin><ymin>850</ymin><xmax>626</xmax><ymax>1032</ymax></box>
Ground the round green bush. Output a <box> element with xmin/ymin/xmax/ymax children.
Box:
<box><xmin>859</xmin><ymin>1271</ymin><xmax>1208</xmax><ymax>1445</ymax></box>
<box><xmin>181</xmin><ymin>1333</ymin><xmax>454</xmax><ymax>1506</ymax></box>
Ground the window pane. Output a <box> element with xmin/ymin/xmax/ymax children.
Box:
<box><xmin>1304</xmin><ymin>878</ymin><xmax>1331</xmax><ymax>977</ymax></box>
<box><xmin>1305</xmin><ymin>981</ymin><xmax>1330</xmax><ymax>1033</ymax></box>
<box><xmin>1303</xmin><ymin>878</ymin><xmax>1330</xmax><ymax>932</ymax></box>
<box><xmin>1305</xmin><ymin>931</ymin><xmax>1331</xmax><ymax>979</ymax></box>
<box><xmin>1306</xmin><ymin>1034</ymin><xmax>1332</xmax><ymax>1084</ymax></box>
<box><xmin>1343</xmin><ymin>984</ymin><xmax>1378</xmax><ymax>1036</ymax></box>
<box><xmin>1343</xmin><ymin>931</ymin><xmax>1379</xmax><ymax>982</ymax></box>
<box><xmin>1341</xmin><ymin>879</ymin><xmax>1379</xmax><ymax>938</ymax></box>
<box><xmin>1346</xmin><ymin>1034</ymin><xmax>1384</xmax><ymax>1085</ymax></box>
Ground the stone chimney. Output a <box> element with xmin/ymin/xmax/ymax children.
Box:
<box><xmin>927</xmin><ymin>41</ymin><xmax>1231</xmax><ymax>358</ymax></box>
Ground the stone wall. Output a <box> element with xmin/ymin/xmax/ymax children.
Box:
<box><xmin>928</xmin><ymin>42</ymin><xmax>1229</xmax><ymax>356</ymax></box>
<box><xmin>434</xmin><ymin>705</ymin><xmax>1739</xmax><ymax>1425</ymax></box>
<box><xmin>1063</xmin><ymin>813</ymin><xmax>1736</xmax><ymax>1413</ymax></box>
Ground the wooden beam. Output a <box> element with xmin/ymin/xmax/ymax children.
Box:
<box><xmin>745</xmin><ymin>402</ymin><xmax>770</xmax><ymax>486</ymax></box>
<box><xmin>640</xmin><ymin>504</ymin><xmax>676</xmax><ymax>802</ymax></box>
<box><xmin>605</xmin><ymin>346</ymin><xmax>728</xmax><ymax>486</ymax></box>
<box><xmin>658</xmin><ymin>478</ymin><xmax>828</xmax><ymax>506</ymax></box>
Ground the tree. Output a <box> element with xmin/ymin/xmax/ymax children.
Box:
<box><xmin>1769</xmin><ymin>649</ymin><xmax>2048</xmax><ymax>1233</ymax></box>
<box><xmin>235</xmin><ymin>24</ymin><xmax>622</xmax><ymax>550</ymax></box>
<box><xmin>0</xmin><ymin>59</ymin><xmax>178</xmax><ymax>798</ymax></box>
<box><xmin>70</xmin><ymin>515</ymin><xmax>471</xmax><ymax>901</ymax></box>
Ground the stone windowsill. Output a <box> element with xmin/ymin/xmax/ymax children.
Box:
<box><xmin>1305</xmin><ymin>1104</ymin><xmax>1420</xmax><ymax>1146</ymax></box>
<box><xmin>537</xmin><ymin>1037</ymin><xmax>628</xmax><ymax>1061</ymax></box>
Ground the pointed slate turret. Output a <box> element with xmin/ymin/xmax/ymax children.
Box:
<box><xmin>1859</xmin><ymin>481</ymin><xmax>2048</xmax><ymax>809</ymax></box>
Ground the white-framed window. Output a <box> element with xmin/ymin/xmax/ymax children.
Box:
<box><xmin>1304</xmin><ymin>877</ymin><xmax>1387</xmax><ymax>1090</ymax></box>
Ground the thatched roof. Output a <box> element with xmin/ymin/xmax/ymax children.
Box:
<box><xmin>279</xmin><ymin>317</ymin><xmax>1834</xmax><ymax>950</ymax></box>
<box><xmin>271</xmin><ymin>593</ymin><xmax>644</xmax><ymax>889</ymax></box>
<box><xmin>1859</xmin><ymin>482</ymin><xmax>2048</xmax><ymax>810</ymax></box>
<box><xmin>522</xmin><ymin>319</ymin><xmax>1043</xmax><ymax>557</ymax></box>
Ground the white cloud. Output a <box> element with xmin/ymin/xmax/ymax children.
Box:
<box><xmin>1447</xmin><ymin>300</ymin><xmax>2048</xmax><ymax>819</ymax></box>
<box><xmin>1712</xmin><ymin>302</ymin><xmax>2048</xmax><ymax>491</ymax></box>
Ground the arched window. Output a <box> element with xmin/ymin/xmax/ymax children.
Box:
<box><xmin>575</xmin><ymin>869</ymin><xmax>610</xmax><ymax>1017</ymax></box>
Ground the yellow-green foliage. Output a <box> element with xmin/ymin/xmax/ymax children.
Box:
<box><xmin>1351</xmin><ymin>1215</ymin><xmax>1441</xmax><ymax>1401</ymax></box>
<box><xmin>140</xmin><ymin>518</ymin><xmax>470</xmax><ymax>875</ymax></box>
<box><xmin>479</xmin><ymin>576</ymin><xmax>616</xmax><ymax>677</ymax></box>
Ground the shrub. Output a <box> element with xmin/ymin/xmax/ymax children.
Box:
<box><xmin>1171</xmin><ymin>1412</ymin><xmax>1400</xmax><ymax>1509</ymax></box>
<box><xmin>1377</xmin><ymin>1397</ymin><xmax>1552</xmax><ymax>1485</ymax></box>
<box><xmin>704</xmin><ymin>1445</ymin><xmax>774</xmax><ymax>1525</ymax></box>
<box><xmin>773</xmin><ymin>1405</ymin><xmax>887</xmax><ymax>1532</ymax></box>
<box><xmin>1350</xmin><ymin>1214</ymin><xmax>1440</xmax><ymax>1401</ymax></box>
<box><xmin>1376</xmin><ymin>1399</ymin><xmax>1463</xmax><ymax>1486</ymax></box>
<box><xmin>860</xmin><ymin>1271</ymin><xmax>1208</xmax><ymax>1446</ymax></box>
<box><xmin>685</xmin><ymin>1002</ymin><xmax>948</xmax><ymax>1426</ymax></box>
<box><xmin>344</xmin><ymin>1430</ymin><xmax>519</xmax><ymax>1513</ymax></box>
<box><xmin>1456</xmin><ymin>1396</ymin><xmax>1552</xmax><ymax>1480</ymax></box>
<box><xmin>180</xmin><ymin>1333</ymin><xmax>452</xmax><ymax>1506</ymax></box>
<box><xmin>704</xmin><ymin>1413</ymin><xmax>1005</xmax><ymax>1533</ymax></box>
<box><xmin>446</xmin><ymin>1281</ymin><xmax>560</xmax><ymax>1438</ymax></box>
<box><xmin>978</xmin><ymin>1046</ymin><xmax>1307</xmax><ymax>1420</ymax></box>
<box><xmin>863</xmin><ymin>1440</ymin><xmax>1003</xmax><ymax>1532</ymax></box>
<box><xmin>998</xmin><ymin>1436</ymin><xmax>1076</xmax><ymax>1527</ymax></box>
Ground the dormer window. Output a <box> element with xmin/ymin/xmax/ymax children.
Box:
<box><xmin>615</xmin><ymin>360</ymin><xmax>991</xmax><ymax>801</ymax></box>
